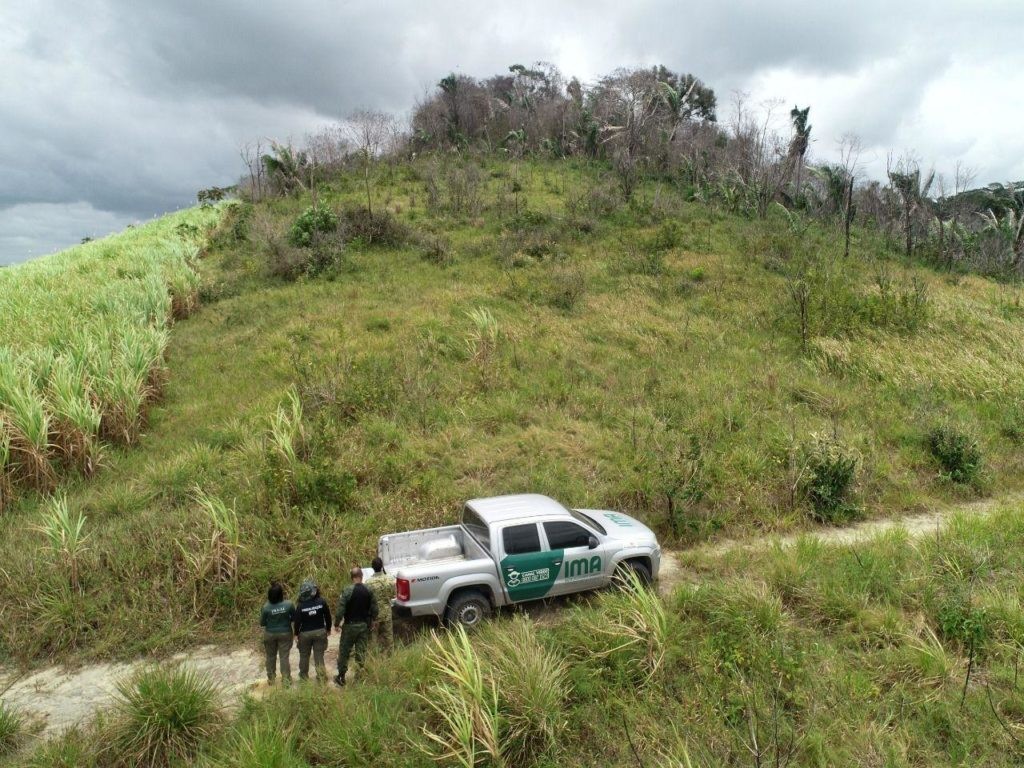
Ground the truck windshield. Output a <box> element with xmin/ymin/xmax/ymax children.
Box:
<box><xmin>462</xmin><ymin>507</ymin><xmax>491</xmax><ymax>551</ymax></box>
<box><xmin>570</xmin><ymin>509</ymin><xmax>607</xmax><ymax>535</ymax></box>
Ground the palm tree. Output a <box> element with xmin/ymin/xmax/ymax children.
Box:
<box><xmin>788</xmin><ymin>106</ymin><xmax>812</xmax><ymax>196</ymax></box>
<box><xmin>888</xmin><ymin>164</ymin><xmax>935</xmax><ymax>259</ymax></box>
<box><xmin>261</xmin><ymin>142</ymin><xmax>308</xmax><ymax>196</ymax></box>
<box><xmin>979</xmin><ymin>207</ymin><xmax>1024</xmax><ymax>271</ymax></box>
<box><xmin>439</xmin><ymin>74</ymin><xmax>461</xmax><ymax>143</ymax></box>
<box><xmin>813</xmin><ymin>164</ymin><xmax>856</xmax><ymax>257</ymax></box>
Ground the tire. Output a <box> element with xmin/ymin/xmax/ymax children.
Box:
<box><xmin>612</xmin><ymin>559</ymin><xmax>652</xmax><ymax>590</ymax></box>
<box><xmin>444</xmin><ymin>590</ymin><xmax>492</xmax><ymax>629</ymax></box>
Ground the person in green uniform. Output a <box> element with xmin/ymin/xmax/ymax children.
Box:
<box><xmin>333</xmin><ymin>566</ymin><xmax>378</xmax><ymax>687</ymax></box>
<box><xmin>366</xmin><ymin>557</ymin><xmax>395</xmax><ymax>653</ymax></box>
<box><xmin>259</xmin><ymin>582</ymin><xmax>295</xmax><ymax>684</ymax></box>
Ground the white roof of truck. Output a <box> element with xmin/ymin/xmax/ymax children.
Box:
<box><xmin>465</xmin><ymin>494</ymin><xmax>569</xmax><ymax>523</ymax></box>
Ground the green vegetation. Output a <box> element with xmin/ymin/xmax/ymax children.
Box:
<box><xmin>105</xmin><ymin>666</ymin><xmax>222</xmax><ymax>767</ymax></box>
<box><xmin>0</xmin><ymin>702</ymin><xmax>22</xmax><ymax>758</ymax></box>
<box><xmin>4</xmin><ymin>57</ymin><xmax>1024</xmax><ymax>767</ymax></box>
<box><xmin>928</xmin><ymin>422</ymin><xmax>984</xmax><ymax>485</ymax></box>
<box><xmin>0</xmin><ymin>206</ymin><xmax>222</xmax><ymax>502</ymax></box>
<box><xmin>800</xmin><ymin>434</ymin><xmax>861</xmax><ymax>524</ymax></box>
<box><xmin>17</xmin><ymin>505</ymin><xmax>1024</xmax><ymax>766</ymax></box>
<box><xmin>2</xmin><ymin>156</ymin><xmax>1024</xmax><ymax>667</ymax></box>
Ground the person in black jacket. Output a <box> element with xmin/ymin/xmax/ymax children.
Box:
<box><xmin>333</xmin><ymin>566</ymin><xmax>378</xmax><ymax>687</ymax></box>
<box><xmin>292</xmin><ymin>579</ymin><xmax>332</xmax><ymax>682</ymax></box>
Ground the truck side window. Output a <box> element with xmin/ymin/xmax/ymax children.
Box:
<box><xmin>544</xmin><ymin>521</ymin><xmax>592</xmax><ymax>549</ymax></box>
<box><xmin>462</xmin><ymin>507</ymin><xmax>491</xmax><ymax>551</ymax></box>
<box><xmin>502</xmin><ymin>524</ymin><xmax>541</xmax><ymax>555</ymax></box>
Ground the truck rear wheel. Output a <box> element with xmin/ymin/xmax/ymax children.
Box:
<box><xmin>444</xmin><ymin>590</ymin><xmax>492</xmax><ymax>629</ymax></box>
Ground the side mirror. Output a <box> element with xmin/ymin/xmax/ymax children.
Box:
<box><xmin>587</xmin><ymin>536</ymin><xmax>599</xmax><ymax>550</ymax></box>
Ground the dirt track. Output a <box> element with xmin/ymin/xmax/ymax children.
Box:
<box><xmin>2</xmin><ymin>493</ymin><xmax>1019</xmax><ymax>746</ymax></box>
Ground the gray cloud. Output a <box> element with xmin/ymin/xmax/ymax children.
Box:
<box><xmin>1</xmin><ymin>0</ymin><xmax>1022</xmax><ymax>264</ymax></box>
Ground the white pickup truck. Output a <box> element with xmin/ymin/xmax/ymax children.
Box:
<box><xmin>379</xmin><ymin>494</ymin><xmax>661</xmax><ymax>628</ymax></box>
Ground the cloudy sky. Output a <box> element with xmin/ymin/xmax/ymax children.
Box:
<box><xmin>2</xmin><ymin>0</ymin><xmax>1022</xmax><ymax>265</ymax></box>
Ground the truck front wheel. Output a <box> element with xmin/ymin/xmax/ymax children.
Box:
<box><xmin>444</xmin><ymin>590</ymin><xmax>492</xmax><ymax>629</ymax></box>
<box><xmin>613</xmin><ymin>559</ymin><xmax>652</xmax><ymax>589</ymax></box>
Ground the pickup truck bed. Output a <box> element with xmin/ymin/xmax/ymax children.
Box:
<box><xmin>378</xmin><ymin>524</ymin><xmax>488</xmax><ymax>567</ymax></box>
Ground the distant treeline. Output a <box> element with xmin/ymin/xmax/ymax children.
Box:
<box><xmin>237</xmin><ymin>62</ymin><xmax>1023</xmax><ymax>278</ymax></box>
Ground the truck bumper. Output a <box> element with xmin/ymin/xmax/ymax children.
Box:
<box><xmin>394</xmin><ymin>604</ymin><xmax>414</xmax><ymax>619</ymax></box>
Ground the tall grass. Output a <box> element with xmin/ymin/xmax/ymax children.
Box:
<box><xmin>0</xmin><ymin>205</ymin><xmax>223</xmax><ymax>510</ymax></box>
<box><xmin>269</xmin><ymin>387</ymin><xmax>305</xmax><ymax>470</ymax></box>
<box><xmin>0</xmin><ymin>700</ymin><xmax>23</xmax><ymax>757</ymax></box>
<box><xmin>34</xmin><ymin>493</ymin><xmax>90</xmax><ymax>592</ymax></box>
<box><xmin>104</xmin><ymin>666</ymin><xmax>222</xmax><ymax>767</ymax></box>
<box><xmin>419</xmin><ymin>619</ymin><xmax>570</xmax><ymax>768</ymax></box>
<box><xmin>180</xmin><ymin>487</ymin><xmax>242</xmax><ymax>594</ymax></box>
<box><xmin>420</xmin><ymin>626</ymin><xmax>503</xmax><ymax>768</ymax></box>
<box><xmin>22</xmin><ymin>727</ymin><xmax>99</xmax><ymax>768</ymax></box>
<box><xmin>201</xmin><ymin>716</ymin><xmax>306</xmax><ymax>768</ymax></box>
<box><xmin>480</xmin><ymin>617</ymin><xmax>569</xmax><ymax>765</ymax></box>
<box><xmin>0</xmin><ymin>417</ymin><xmax>12</xmax><ymax>508</ymax></box>
<box><xmin>582</xmin><ymin>569</ymin><xmax>669</xmax><ymax>686</ymax></box>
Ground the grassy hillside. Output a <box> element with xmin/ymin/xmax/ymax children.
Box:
<box><xmin>16</xmin><ymin>505</ymin><xmax>1024</xmax><ymax>766</ymax></box>
<box><xmin>1</xmin><ymin>157</ymin><xmax>1023</xmax><ymax>665</ymax></box>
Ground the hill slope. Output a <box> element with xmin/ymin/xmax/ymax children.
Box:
<box><xmin>2</xmin><ymin>158</ymin><xmax>1024</xmax><ymax>665</ymax></box>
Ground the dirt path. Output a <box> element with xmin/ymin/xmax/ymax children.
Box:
<box><xmin>697</xmin><ymin>492</ymin><xmax>1022</xmax><ymax>557</ymax></box>
<box><xmin>3</xmin><ymin>493</ymin><xmax>1020</xmax><ymax>744</ymax></box>
<box><xmin>0</xmin><ymin>645</ymin><xmax>265</xmax><ymax>742</ymax></box>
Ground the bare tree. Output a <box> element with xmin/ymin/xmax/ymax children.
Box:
<box><xmin>346</xmin><ymin>110</ymin><xmax>397</xmax><ymax>216</ymax></box>
<box><xmin>837</xmin><ymin>134</ymin><xmax>862</xmax><ymax>258</ymax></box>
<box><xmin>729</xmin><ymin>95</ymin><xmax>789</xmax><ymax>217</ymax></box>
<box><xmin>239</xmin><ymin>140</ymin><xmax>266</xmax><ymax>201</ymax></box>
<box><xmin>306</xmin><ymin>124</ymin><xmax>351</xmax><ymax>172</ymax></box>
<box><xmin>949</xmin><ymin>162</ymin><xmax>977</xmax><ymax>267</ymax></box>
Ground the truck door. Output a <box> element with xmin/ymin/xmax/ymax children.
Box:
<box><xmin>543</xmin><ymin>520</ymin><xmax>607</xmax><ymax>594</ymax></box>
<box><xmin>498</xmin><ymin>523</ymin><xmax>562</xmax><ymax>602</ymax></box>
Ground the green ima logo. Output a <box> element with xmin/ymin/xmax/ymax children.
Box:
<box><xmin>565</xmin><ymin>556</ymin><xmax>602</xmax><ymax>577</ymax></box>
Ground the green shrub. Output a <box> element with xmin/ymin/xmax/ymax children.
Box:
<box><xmin>105</xmin><ymin>666</ymin><xmax>222</xmax><ymax>767</ymax></box>
<box><xmin>936</xmin><ymin>598</ymin><xmax>989</xmax><ymax>651</ymax></box>
<box><xmin>508</xmin><ymin>209</ymin><xmax>551</xmax><ymax>231</ymax></box>
<box><xmin>1000</xmin><ymin>401</ymin><xmax>1024</xmax><ymax>444</ymax></box>
<box><xmin>292</xmin><ymin>457</ymin><xmax>357</xmax><ymax>510</ymax></box>
<box><xmin>801</xmin><ymin>435</ymin><xmax>861</xmax><ymax>524</ymax></box>
<box><xmin>621</xmin><ymin>245</ymin><xmax>665</xmax><ymax>276</ymax></box>
<box><xmin>288</xmin><ymin>205</ymin><xmax>338</xmax><ymax>248</ymax></box>
<box><xmin>341</xmin><ymin>208</ymin><xmax>409</xmax><ymax>247</ymax></box>
<box><xmin>686</xmin><ymin>266</ymin><xmax>706</xmax><ymax>282</ymax></box>
<box><xmin>575</xmin><ymin>569</ymin><xmax>669</xmax><ymax>687</ymax></box>
<box><xmin>547</xmin><ymin>264</ymin><xmax>587</xmax><ymax>312</ymax></box>
<box><xmin>203</xmin><ymin>717</ymin><xmax>307</xmax><ymax>768</ymax></box>
<box><xmin>566</xmin><ymin>182</ymin><xmax>620</xmax><ymax>219</ymax></box>
<box><xmin>418</xmin><ymin>234</ymin><xmax>453</xmax><ymax>266</ymax></box>
<box><xmin>861</xmin><ymin>273</ymin><xmax>930</xmax><ymax>332</ymax></box>
<box><xmin>648</xmin><ymin>219</ymin><xmax>684</xmax><ymax>252</ymax></box>
<box><xmin>0</xmin><ymin>701</ymin><xmax>23</xmax><ymax>756</ymax></box>
<box><xmin>927</xmin><ymin>423</ymin><xmax>982</xmax><ymax>484</ymax></box>
<box><xmin>23</xmin><ymin>727</ymin><xmax>98</xmax><ymax>768</ymax></box>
